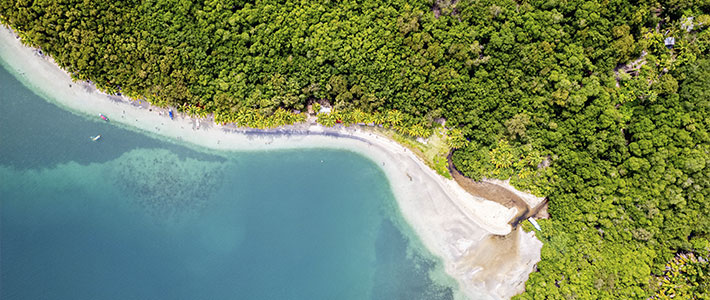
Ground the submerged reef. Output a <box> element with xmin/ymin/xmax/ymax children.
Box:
<box><xmin>110</xmin><ymin>149</ymin><xmax>224</xmax><ymax>223</ymax></box>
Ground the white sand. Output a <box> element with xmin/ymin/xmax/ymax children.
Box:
<box><xmin>0</xmin><ymin>25</ymin><xmax>541</xmax><ymax>300</ymax></box>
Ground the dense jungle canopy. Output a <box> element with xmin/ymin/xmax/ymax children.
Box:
<box><xmin>1</xmin><ymin>0</ymin><xmax>709</xmax><ymax>298</ymax></box>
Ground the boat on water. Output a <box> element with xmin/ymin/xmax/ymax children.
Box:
<box><xmin>169</xmin><ymin>109</ymin><xmax>174</xmax><ymax>120</ymax></box>
<box><xmin>99</xmin><ymin>113</ymin><xmax>109</xmax><ymax>121</ymax></box>
<box><xmin>90</xmin><ymin>135</ymin><xmax>101</xmax><ymax>141</ymax></box>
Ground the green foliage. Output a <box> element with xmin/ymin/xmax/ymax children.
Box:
<box><xmin>2</xmin><ymin>0</ymin><xmax>710</xmax><ymax>298</ymax></box>
<box><xmin>651</xmin><ymin>253</ymin><xmax>710</xmax><ymax>299</ymax></box>
<box><xmin>214</xmin><ymin>107</ymin><xmax>305</xmax><ymax>129</ymax></box>
<box><xmin>311</xmin><ymin>102</ymin><xmax>321</xmax><ymax>114</ymax></box>
<box><xmin>315</xmin><ymin>109</ymin><xmax>432</xmax><ymax>137</ymax></box>
<box><xmin>446</xmin><ymin>128</ymin><xmax>467</xmax><ymax>149</ymax></box>
<box><xmin>382</xmin><ymin>127</ymin><xmax>453</xmax><ymax>179</ymax></box>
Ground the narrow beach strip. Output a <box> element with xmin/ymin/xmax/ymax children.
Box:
<box><xmin>0</xmin><ymin>25</ymin><xmax>541</xmax><ymax>300</ymax></box>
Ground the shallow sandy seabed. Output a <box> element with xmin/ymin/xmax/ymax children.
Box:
<box><xmin>0</xmin><ymin>25</ymin><xmax>542</xmax><ymax>300</ymax></box>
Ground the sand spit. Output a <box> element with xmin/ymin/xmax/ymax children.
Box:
<box><xmin>0</xmin><ymin>25</ymin><xmax>542</xmax><ymax>299</ymax></box>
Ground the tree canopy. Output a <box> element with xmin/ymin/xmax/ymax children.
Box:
<box><xmin>1</xmin><ymin>0</ymin><xmax>709</xmax><ymax>298</ymax></box>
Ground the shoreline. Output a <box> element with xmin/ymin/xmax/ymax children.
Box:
<box><xmin>0</xmin><ymin>25</ymin><xmax>541</xmax><ymax>300</ymax></box>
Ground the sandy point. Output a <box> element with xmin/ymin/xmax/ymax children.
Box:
<box><xmin>0</xmin><ymin>25</ymin><xmax>542</xmax><ymax>300</ymax></box>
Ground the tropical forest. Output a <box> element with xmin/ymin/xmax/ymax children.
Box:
<box><xmin>1</xmin><ymin>0</ymin><xmax>709</xmax><ymax>298</ymax></box>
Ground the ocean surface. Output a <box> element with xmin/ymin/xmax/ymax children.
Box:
<box><xmin>0</xmin><ymin>64</ymin><xmax>458</xmax><ymax>299</ymax></box>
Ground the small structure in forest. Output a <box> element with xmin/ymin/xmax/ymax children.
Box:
<box><xmin>312</xmin><ymin>100</ymin><xmax>332</xmax><ymax>114</ymax></box>
<box><xmin>664</xmin><ymin>37</ymin><xmax>676</xmax><ymax>49</ymax></box>
<box><xmin>681</xmin><ymin>17</ymin><xmax>695</xmax><ymax>32</ymax></box>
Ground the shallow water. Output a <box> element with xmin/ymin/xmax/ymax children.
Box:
<box><xmin>0</xmin><ymin>64</ymin><xmax>457</xmax><ymax>299</ymax></box>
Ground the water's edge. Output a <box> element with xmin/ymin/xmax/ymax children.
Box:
<box><xmin>0</xmin><ymin>24</ymin><xmax>542</xmax><ymax>300</ymax></box>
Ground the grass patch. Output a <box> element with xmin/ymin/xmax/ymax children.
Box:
<box><xmin>367</xmin><ymin>126</ymin><xmax>452</xmax><ymax>179</ymax></box>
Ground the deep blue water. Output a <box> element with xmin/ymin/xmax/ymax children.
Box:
<box><xmin>0</xmin><ymin>64</ymin><xmax>456</xmax><ymax>299</ymax></box>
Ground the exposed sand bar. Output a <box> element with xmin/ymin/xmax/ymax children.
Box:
<box><xmin>0</xmin><ymin>25</ymin><xmax>541</xmax><ymax>300</ymax></box>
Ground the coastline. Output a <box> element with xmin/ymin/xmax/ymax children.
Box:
<box><xmin>0</xmin><ymin>25</ymin><xmax>541</xmax><ymax>300</ymax></box>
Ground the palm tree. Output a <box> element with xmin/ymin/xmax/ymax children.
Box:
<box><xmin>409</xmin><ymin>123</ymin><xmax>429</xmax><ymax>138</ymax></box>
<box><xmin>373</xmin><ymin>112</ymin><xmax>386</xmax><ymax>126</ymax></box>
<box><xmin>387</xmin><ymin>110</ymin><xmax>403</xmax><ymax>127</ymax></box>
<box><xmin>446</xmin><ymin>128</ymin><xmax>468</xmax><ymax>149</ymax></box>
<box><xmin>197</xmin><ymin>107</ymin><xmax>208</xmax><ymax>119</ymax></box>
<box><xmin>186</xmin><ymin>105</ymin><xmax>198</xmax><ymax>118</ymax></box>
<box><xmin>318</xmin><ymin>113</ymin><xmax>336</xmax><ymax>127</ymax></box>
<box><xmin>214</xmin><ymin>112</ymin><xmax>225</xmax><ymax>124</ymax></box>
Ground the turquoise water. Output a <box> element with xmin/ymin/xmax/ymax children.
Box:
<box><xmin>0</xmin><ymin>66</ymin><xmax>457</xmax><ymax>298</ymax></box>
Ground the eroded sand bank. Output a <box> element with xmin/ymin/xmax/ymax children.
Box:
<box><xmin>0</xmin><ymin>25</ymin><xmax>542</xmax><ymax>300</ymax></box>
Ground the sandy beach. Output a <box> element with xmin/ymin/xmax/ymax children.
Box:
<box><xmin>0</xmin><ymin>25</ymin><xmax>541</xmax><ymax>299</ymax></box>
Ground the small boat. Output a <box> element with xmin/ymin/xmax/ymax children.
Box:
<box><xmin>90</xmin><ymin>135</ymin><xmax>101</xmax><ymax>141</ymax></box>
<box><xmin>99</xmin><ymin>113</ymin><xmax>109</xmax><ymax>121</ymax></box>
<box><xmin>169</xmin><ymin>109</ymin><xmax>174</xmax><ymax>120</ymax></box>
<box><xmin>528</xmin><ymin>217</ymin><xmax>542</xmax><ymax>231</ymax></box>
